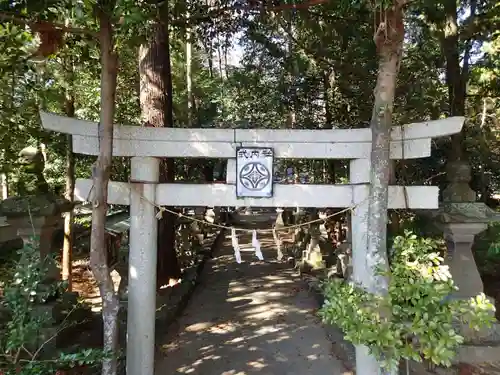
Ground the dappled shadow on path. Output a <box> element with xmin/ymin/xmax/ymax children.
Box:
<box><xmin>155</xmin><ymin>231</ymin><xmax>347</xmax><ymax>375</ymax></box>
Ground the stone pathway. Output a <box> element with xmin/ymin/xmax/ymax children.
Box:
<box><xmin>155</xmin><ymin>231</ymin><xmax>348</xmax><ymax>375</ymax></box>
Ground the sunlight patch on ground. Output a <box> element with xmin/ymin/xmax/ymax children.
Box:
<box><xmin>266</xmin><ymin>333</ymin><xmax>291</xmax><ymax>344</ymax></box>
<box><xmin>207</xmin><ymin>321</ymin><xmax>239</xmax><ymax>334</ymax></box>
<box><xmin>238</xmin><ymin>303</ymin><xmax>287</xmax><ymax>320</ymax></box>
<box><xmin>226</xmin><ymin>336</ymin><xmax>246</xmax><ymax>344</ymax></box>
<box><xmin>253</xmin><ymin>325</ymin><xmax>283</xmax><ymax>336</ymax></box>
<box><xmin>246</xmin><ymin>359</ymin><xmax>268</xmax><ymax>370</ymax></box>
<box><xmin>184</xmin><ymin>322</ymin><xmax>214</xmax><ymax>332</ymax></box>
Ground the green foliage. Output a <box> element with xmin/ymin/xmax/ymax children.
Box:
<box><xmin>0</xmin><ymin>237</ymin><xmax>107</xmax><ymax>374</ymax></box>
<box><xmin>472</xmin><ymin>222</ymin><xmax>500</xmax><ymax>276</ymax></box>
<box><xmin>481</xmin><ymin>222</ymin><xmax>500</xmax><ymax>258</ymax></box>
<box><xmin>319</xmin><ymin>231</ymin><xmax>496</xmax><ymax>371</ymax></box>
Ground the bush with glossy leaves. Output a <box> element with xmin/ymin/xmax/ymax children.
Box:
<box><xmin>319</xmin><ymin>231</ymin><xmax>495</xmax><ymax>370</ymax></box>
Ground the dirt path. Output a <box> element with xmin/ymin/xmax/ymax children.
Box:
<box><xmin>155</xmin><ymin>231</ymin><xmax>348</xmax><ymax>375</ymax></box>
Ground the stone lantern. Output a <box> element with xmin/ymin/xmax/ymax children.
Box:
<box><xmin>0</xmin><ymin>195</ymin><xmax>73</xmax><ymax>280</ymax></box>
<box><xmin>432</xmin><ymin>160</ymin><xmax>500</xmax><ymax>301</ymax></box>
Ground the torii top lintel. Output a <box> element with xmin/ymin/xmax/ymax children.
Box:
<box><xmin>39</xmin><ymin>111</ymin><xmax>464</xmax><ymax>160</ymax></box>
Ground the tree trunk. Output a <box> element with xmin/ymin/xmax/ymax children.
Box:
<box><xmin>217</xmin><ymin>39</ymin><xmax>224</xmax><ymax>80</ymax></box>
<box><xmin>323</xmin><ymin>70</ymin><xmax>336</xmax><ymax>184</ymax></box>
<box><xmin>1</xmin><ymin>172</ymin><xmax>8</xmax><ymax>199</ymax></box>
<box><xmin>200</xmin><ymin>35</ymin><xmax>216</xmax><ymax>182</ymax></box>
<box><xmin>186</xmin><ymin>12</ymin><xmax>193</xmax><ymax>128</ymax></box>
<box><xmin>223</xmin><ymin>38</ymin><xmax>229</xmax><ymax>79</ymax></box>
<box><xmin>90</xmin><ymin>5</ymin><xmax>120</xmax><ymax>375</ymax></box>
<box><xmin>62</xmin><ymin>85</ymin><xmax>76</xmax><ymax>290</ymax></box>
<box><xmin>204</xmin><ymin>40</ymin><xmax>214</xmax><ymax>79</ymax></box>
<box><xmin>441</xmin><ymin>0</ymin><xmax>476</xmax><ymax>161</ymax></box>
<box><xmin>363</xmin><ymin>4</ymin><xmax>405</xmax><ymax>373</ymax></box>
<box><xmin>139</xmin><ymin>6</ymin><xmax>181</xmax><ymax>287</ymax></box>
<box><xmin>284</xmin><ymin>15</ymin><xmax>297</xmax><ymax>129</ymax></box>
<box><xmin>367</xmin><ymin>3</ymin><xmax>404</xmax><ymax>293</ymax></box>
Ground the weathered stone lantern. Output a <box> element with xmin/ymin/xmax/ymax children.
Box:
<box><xmin>430</xmin><ymin>160</ymin><xmax>500</xmax><ymax>301</ymax></box>
<box><xmin>0</xmin><ymin>195</ymin><xmax>73</xmax><ymax>280</ymax></box>
<box><xmin>0</xmin><ymin>146</ymin><xmax>73</xmax><ymax>280</ymax></box>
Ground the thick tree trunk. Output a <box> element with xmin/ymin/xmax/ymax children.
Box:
<box><xmin>139</xmin><ymin>9</ymin><xmax>181</xmax><ymax>286</ymax></box>
<box><xmin>90</xmin><ymin>6</ymin><xmax>120</xmax><ymax>375</ymax></box>
<box><xmin>442</xmin><ymin>30</ymin><xmax>465</xmax><ymax>159</ymax></box>
<box><xmin>441</xmin><ymin>0</ymin><xmax>475</xmax><ymax>161</ymax></box>
<box><xmin>62</xmin><ymin>88</ymin><xmax>75</xmax><ymax>290</ymax></box>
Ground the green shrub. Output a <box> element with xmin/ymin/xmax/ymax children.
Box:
<box><xmin>0</xmin><ymin>237</ymin><xmax>107</xmax><ymax>375</ymax></box>
<box><xmin>319</xmin><ymin>231</ymin><xmax>495</xmax><ymax>370</ymax></box>
<box><xmin>473</xmin><ymin>222</ymin><xmax>500</xmax><ymax>275</ymax></box>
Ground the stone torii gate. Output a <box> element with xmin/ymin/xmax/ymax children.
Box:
<box><xmin>40</xmin><ymin>112</ymin><xmax>464</xmax><ymax>375</ymax></box>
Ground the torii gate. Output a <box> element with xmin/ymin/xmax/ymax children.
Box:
<box><xmin>40</xmin><ymin>112</ymin><xmax>464</xmax><ymax>375</ymax></box>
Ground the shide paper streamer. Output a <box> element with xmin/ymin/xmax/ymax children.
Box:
<box><xmin>231</xmin><ymin>227</ymin><xmax>242</xmax><ymax>264</ymax></box>
<box><xmin>252</xmin><ymin>230</ymin><xmax>264</xmax><ymax>261</ymax></box>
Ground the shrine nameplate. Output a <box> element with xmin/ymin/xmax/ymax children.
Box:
<box><xmin>236</xmin><ymin>147</ymin><xmax>274</xmax><ymax>198</ymax></box>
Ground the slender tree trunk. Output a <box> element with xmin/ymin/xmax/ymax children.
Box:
<box><xmin>90</xmin><ymin>5</ymin><xmax>120</xmax><ymax>375</ymax></box>
<box><xmin>223</xmin><ymin>40</ymin><xmax>229</xmax><ymax>79</ymax></box>
<box><xmin>367</xmin><ymin>3</ymin><xmax>404</xmax><ymax>293</ymax></box>
<box><xmin>205</xmin><ymin>40</ymin><xmax>214</xmax><ymax>79</ymax></box>
<box><xmin>323</xmin><ymin>70</ymin><xmax>336</xmax><ymax>183</ymax></box>
<box><xmin>139</xmin><ymin>4</ymin><xmax>181</xmax><ymax>287</ymax></box>
<box><xmin>200</xmin><ymin>37</ymin><xmax>215</xmax><ymax>182</ymax></box>
<box><xmin>285</xmin><ymin>35</ymin><xmax>297</xmax><ymax>128</ymax></box>
<box><xmin>62</xmin><ymin>86</ymin><xmax>76</xmax><ymax>290</ymax></box>
<box><xmin>185</xmin><ymin>11</ymin><xmax>195</xmax><ymax>179</ymax></box>
<box><xmin>217</xmin><ymin>39</ymin><xmax>224</xmax><ymax>80</ymax></box>
<box><xmin>186</xmin><ymin>11</ymin><xmax>193</xmax><ymax>128</ymax></box>
<box><xmin>363</xmin><ymin>4</ymin><xmax>405</xmax><ymax>374</ymax></box>
<box><xmin>1</xmin><ymin>173</ymin><xmax>8</xmax><ymax>199</ymax></box>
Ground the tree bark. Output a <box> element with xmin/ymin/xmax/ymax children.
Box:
<box><xmin>323</xmin><ymin>69</ymin><xmax>336</xmax><ymax>184</ymax></box>
<box><xmin>90</xmin><ymin>4</ymin><xmax>120</xmax><ymax>375</ymax></box>
<box><xmin>286</xmin><ymin>22</ymin><xmax>297</xmax><ymax>129</ymax></box>
<box><xmin>139</xmin><ymin>5</ymin><xmax>181</xmax><ymax>286</ymax></box>
<box><xmin>186</xmin><ymin>11</ymin><xmax>193</xmax><ymax>128</ymax></box>
<box><xmin>440</xmin><ymin>0</ymin><xmax>476</xmax><ymax>161</ymax></box>
<box><xmin>62</xmin><ymin>85</ymin><xmax>76</xmax><ymax>290</ymax></box>
<box><xmin>363</xmin><ymin>4</ymin><xmax>405</xmax><ymax>373</ymax></box>
<box><xmin>367</xmin><ymin>3</ymin><xmax>404</xmax><ymax>294</ymax></box>
<box><xmin>442</xmin><ymin>6</ymin><xmax>465</xmax><ymax>160</ymax></box>
<box><xmin>1</xmin><ymin>172</ymin><xmax>8</xmax><ymax>199</ymax></box>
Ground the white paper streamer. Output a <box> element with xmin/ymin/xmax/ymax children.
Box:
<box><xmin>231</xmin><ymin>228</ymin><xmax>242</xmax><ymax>264</ymax></box>
<box><xmin>273</xmin><ymin>228</ymin><xmax>283</xmax><ymax>261</ymax></box>
<box><xmin>252</xmin><ymin>230</ymin><xmax>264</xmax><ymax>261</ymax></box>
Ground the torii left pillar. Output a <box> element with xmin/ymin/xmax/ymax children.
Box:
<box><xmin>127</xmin><ymin>157</ymin><xmax>159</xmax><ymax>375</ymax></box>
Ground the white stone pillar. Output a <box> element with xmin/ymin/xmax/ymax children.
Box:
<box><xmin>127</xmin><ymin>156</ymin><xmax>159</xmax><ymax>375</ymax></box>
<box><xmin>350</xmin><ymin>159</ymin><xmax>371</xmax><ymax>289</ymax></box>
<box><xmin>350</xmin><ymin>159</ymin><xmax>386</xmax><ymax>375</ymax></box>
